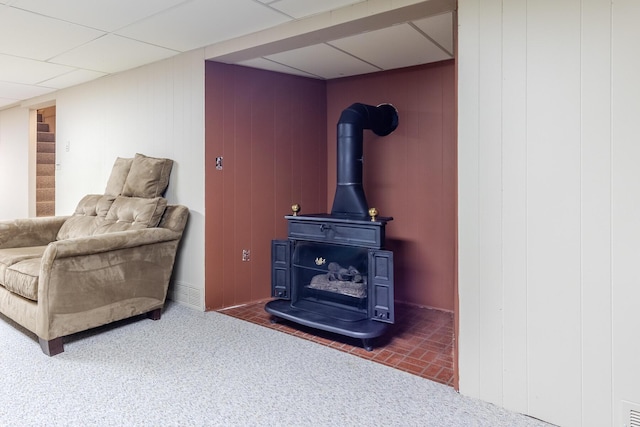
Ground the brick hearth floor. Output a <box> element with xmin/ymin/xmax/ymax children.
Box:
<box><xmin>218</xmin><ymin>300</ymin><xmax>455</xmax><ymax>387</ymax></box>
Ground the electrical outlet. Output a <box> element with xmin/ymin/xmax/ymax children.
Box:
<box><xmin>242</xmin><ymin>249</ymin><xmax>250</xmax><ymax>261</ymax></box>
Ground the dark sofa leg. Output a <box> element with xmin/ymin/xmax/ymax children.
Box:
<box><xmin>147</xmin><ymin>308</ymin><xmax>162</xmax><ymax>321</ymax></box>
<box><xmin>39</xmin><ymin>337</ymin><xmax>64</xmax><ymax>356</ymax></box>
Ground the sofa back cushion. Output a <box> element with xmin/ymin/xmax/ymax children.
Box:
<box><xmin>121</xmin><ymin>153</ymin><xmax>173</xmax><ymax>198</ymax></box>
<box><xmin>56</xmin><ymin>195</ymin><xmax>167</xmax><ymax>240</ymax></box>
<box><xmin>94</xmin><ymin>196</ymin><xmax>167</xmax><ymax>234</ymax></box>
<box><xmin>73</xmin><ymin>194</ymin><xmax>115</xmax><ymax>216</ymax></box>
<box><xmin>56</xmin><ymin>195</ymin><xmax>115</xmax><ymax>240</ymax></box>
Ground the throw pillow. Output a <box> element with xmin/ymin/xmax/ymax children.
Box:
<box><xmin>104</xmin><ymin>157</ymin><xmax>134</xmax><ymax>196</ymax></box>
<box><xmin>121</xmin><ymin>153</ymin><xmax>173</xmax><ymax>198</ymax></box>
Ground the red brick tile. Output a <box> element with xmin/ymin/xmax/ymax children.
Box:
<box><xmin>397</xmin><ymin>359</ymin><xmax>425</xmax><ymax>375</ymax></box>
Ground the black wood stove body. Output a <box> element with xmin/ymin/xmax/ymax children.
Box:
<box><xmin>265</xmin><ymin>102</ymin><xmax>398</xmax><ymax>351</ymax></box>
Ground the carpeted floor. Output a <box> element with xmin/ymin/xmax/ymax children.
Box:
<box><xmin>0</xmin><ymin>302</ymin><xmax>551</xmax><ymax>427</ymax></box>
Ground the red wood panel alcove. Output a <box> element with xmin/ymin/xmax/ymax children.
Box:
<box><xmin>205</xmin><ymin>60</ymin><xmax>456</xmax><ymax>313</ymax></box>
<box><xmin>204</xmin><ymin>61</ymin><xmax>327</xmax><ymax>310</ymax></box>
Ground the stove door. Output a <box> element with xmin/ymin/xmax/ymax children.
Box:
<box><xmin>369</xmin><ymin>249</ymin><xmax>394</xmax><ymax>323</ymax></box>
<box><xmin>271</xmin><ymin>240</ymin><xmax>292</xmax><ymax>299</ymax></box>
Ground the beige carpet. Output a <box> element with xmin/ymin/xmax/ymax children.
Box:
<box><xmin>0</xmin><ymin>301</ymin><xmax>551</xmax><ymax>426</ymax></box>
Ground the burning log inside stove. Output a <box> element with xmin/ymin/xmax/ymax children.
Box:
<box><xmin>308</xmin><ymin>262</ymin><xmax>367</xmax><ymax>298</ymax></box>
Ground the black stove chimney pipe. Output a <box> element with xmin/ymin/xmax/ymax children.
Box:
<box><xmin>331</xmin><ymin>103</ymin><xmax>399</xmax><ymax>218</ymax></box>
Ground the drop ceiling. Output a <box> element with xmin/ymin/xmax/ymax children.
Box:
<box><xmin>0</xmin><ymin>0</ymin><xmax>455</xmax><ymax>110</ymax></box>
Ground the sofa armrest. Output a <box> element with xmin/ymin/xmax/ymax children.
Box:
<box><xmin>36</xmin><ymin>227</ymin><xmax>184</xmax><ymax>340</ymax></box>
<box><xmin>45</xmin><ymin>227</ymin><xmax>182</xmax><ymax>259</ymax></box>
<box><xmin>0</xmin><ymin>216</ymin><xmax>70</xmax><ymax>249</ymax></box>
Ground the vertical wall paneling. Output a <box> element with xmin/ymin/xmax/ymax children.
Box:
<box><xmin>477</xmin><ymin>0</ymin><xmax>504</xmax><ymax>406</ymax></box>
<box><xmin>204</xmin><ymin>61</ymin><xmax>225</xmax><ymax>308</ymax></box>
<box><xmin>221</xmin><ymin>66</ymin><xmax>238</xmax><ymax>308</ymax></box>
<box><xmin>0</xmin><ymin>108</ymin><xmax>31</xmax><ymax>220</ymax></box>
<box><xmin>205</xmin><ymin>62</ymin><xmax>327</xmax><ymax>310</ymax></box>
<box><xmin>167</xmin><ymin>51</ymin><xmax>206</xmax><ymax>309</ymax></box>
<box><xmin>458</xmin><ymin>0</ymin><xmax>639</xmax><ymax>425</ymax></box>
<box><xmin>457</xmin><ymin>0</ymin><xmax>482</xmax><ymax>396</ymax></box>
<box><xmin>580</xmin><ymin>1</ymin><xmax>613</xmax><ymax>426</ymax></box>
<box><xmin>233</xmin><ymin>71</ymin><xmax>253</xmax><ymax>305</ymax></box>
<box><xmin>500</xmin><ymin>0</ymin><xmax>529</xmax><ymax>413</ymax></box>
<box><xmin>526</xmin><ymin>1</ymin><xmax>583</xmax><ymax>424</ymax></box>
<box><xmin>611</xmin><ymin>1</ymin><xmax>640</xmax><ymax>426</ymax></box>
<box><xmin>273</xmin><ymin>78</ymin><xmax>294</xmax><ymax>238</ymax></box>
<box><xmin>250</xmin><ymin>71</ymin><xmax>276</xmax><ymax>301</ymax></box>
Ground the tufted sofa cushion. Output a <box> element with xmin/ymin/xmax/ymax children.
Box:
<box><xmin>94</xmin><ymin>196</ymin><xmax>167</xmax><ymax>234</ymax></box>
<box><xmin>56</xmin><ymin>195</ymin><xmax>115</xmax><ymax>240</ymax></box>
<box><xmin>73</xmin><ymin>194</ymin><xmax>116</xmax><ymax>216</ymax></box>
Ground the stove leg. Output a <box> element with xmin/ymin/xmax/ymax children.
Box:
<box><xmin>362</xmin><ymin>339</ymin><xmax>373</xmax><ymax>352</ymax></box>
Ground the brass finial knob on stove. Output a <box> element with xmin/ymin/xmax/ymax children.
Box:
<box><xmin>291</xmin><ymin>204</ymin><xmax>300</xmax><ymax>216</ymax></box>
<box><xmin>368</xmin><ymin>207</ymin><xmax>378</xmax><ymax>222</ymax></box>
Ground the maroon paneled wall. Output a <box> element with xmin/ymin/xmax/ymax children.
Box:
<box><xmin>205</xmin><ymin>62</ymin><xmax>327</xmax><ymax>309</ymax></box>
<box><xmin>326</xmin><ymin>61</ymin><xmax>456</xmax><ymax>311</ymax></box>
<box><xmin>204</xmin><ymin>60</ymin><xmax>456</xmax><ymax>312</ymax></box>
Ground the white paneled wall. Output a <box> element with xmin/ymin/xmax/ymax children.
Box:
<box><xmin>54</xmin><ymin>49</ymin><xmax>206</xmax><ymax>310</ymax></box>
<box><xmin>611</xmin><ymin>2</ymin><xmax>640</xmax><ymax>426</ymax></box>
<box><xmin>458</xmin><ymin>0</ymin><xmax>639</xmax><ymax>426</ymax></box>
<box><xmin>0</xmin><ymin>107</ymin><xmax>31</xmax><ymax>220</ymax></box>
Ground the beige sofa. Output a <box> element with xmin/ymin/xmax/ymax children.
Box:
<box><xmin>0</xmin><ymin>154</ymin><xmax>188</xmax><ymax>356</ymax></box>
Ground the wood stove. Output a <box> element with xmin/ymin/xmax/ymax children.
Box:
<box><xmin>266</xmin><ymin>103</ymin><xmax>398</xmax><ymax>351</ymax></box>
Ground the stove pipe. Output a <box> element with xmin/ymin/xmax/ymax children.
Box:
<box><xmin>330</xmin><ymin>103</ymin><xmax>399</xmax><ymax>218</ymax></box>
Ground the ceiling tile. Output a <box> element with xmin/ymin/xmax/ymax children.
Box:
<box><xmin>9</xmin><ymin>0</ymin><xmax>189</xmax><ymax>31</ymax></box>
<box><xmin>268</xmin><ymin>0</ymin><xmax>365</xmax><ymax>19</ymax></box>
<box><xmin>0</xmin><ymin>6</ymin><xmax>103</xmax><ymax>60</ymax></box>
<box><xmin>235</xmin><ymin>58</ymin><xmax>319</xmax><ymax>79</ymax></box>
<box><xmin>0</xmin><ymin>54</ymin><xmax>74</xmax><ymax>84</ymax></box>
<box><xmin>0</xmin><ymin>0</ymin><xmax>456</xmax><ymax>107</ymax></box>
<box><xmin>413</xmin><ymin>12</ymin><xmax>454</xmax><ymax>55</ymax></box>
<box><xmin>50</xmin><ymin>34</ymin><xmax>178</xmax><ymax>74</ymax></box>
<box><xmin>115</xmin><ymin>0</ymin><xmax>290</xmax><ymax>52</ymax></box>
<box><xmin>0</xmin><ymin>80</ymin><xmax>56</xmax><ymax>101</ymax></box>
<box><xmin>265</xmin><ymin>44</ymin><xmax>379</xmax><ymax>79</ymax></box>
<box><xmin>329</xmin><ymin>24</ymin><xmax>452</xmax><ymax>71</ymax></box>
<box><xmin>40</xmin><ymin>69</ymin><xmax>107</xmax><ymax>90</ymax></box>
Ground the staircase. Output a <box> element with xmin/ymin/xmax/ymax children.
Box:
<box><xmin>36</xmin><ymin>112</ymin><xmax>55</xmax><ymax>217</ymax></box>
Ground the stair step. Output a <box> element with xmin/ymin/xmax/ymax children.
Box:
<box><xmin>36</xmin><ymin>188</ymin><xmax>55</xmax><ymax>202</ymax></box>
<box><xmin>37</xmin><ymin>132</ymin><xmax>55</xmax><ymax>142</ymax></box>
<box><xmin>36</xmin><ymin>110</ymin><xmax>56</xmax><ymax>218</ymax></box>
<box><xmin>36</xmin><ymin>201</ymin><xmax>55</xmax><ymax>217</ymax></box>
<box><xmin>37</xmin><ymin>164</ymin><xmax>55</xmax><ymax>177</ymax></box>
<box><xmin>37</xmin><ymin>152</ymin><xmax>55</xmax><ymax>165</ymax></box>
<box><xmin>37</xmin><ymin>141</ymin><xmax>55</xmax><ymax>153</ymax></box>
<box><xmin>36</xmin><ymin>175</ymin><xmax>55</xmax><ymax>189</ymax></box>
